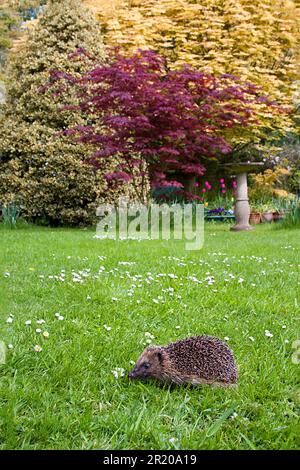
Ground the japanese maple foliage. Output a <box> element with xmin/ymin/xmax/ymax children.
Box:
<box><xmin>51</xmin><ymin>49</ymin><xmax>280</xmax><ymax>189</ymax></box>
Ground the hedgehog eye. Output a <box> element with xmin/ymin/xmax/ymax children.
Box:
<box><xmin>142</xmin><ymin>362</ymin><xmax>150</xmax><ymax>369</ymax></box>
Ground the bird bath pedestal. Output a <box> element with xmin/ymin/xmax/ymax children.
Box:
<box><xmin>223</xmin><ymin>162</ymin><xmax>264</xmax><ymax>232</ymax></box>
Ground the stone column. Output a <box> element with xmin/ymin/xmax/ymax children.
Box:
<box><xmin>231</xmin><ymin>172</ymin><xmax>253</xmax><ymax>231</ymax></box>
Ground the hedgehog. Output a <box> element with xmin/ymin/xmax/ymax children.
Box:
<box><xmin>128</xmin><ymin>336</ymin><xmax>238</xmax><ymax>387</ymax></box>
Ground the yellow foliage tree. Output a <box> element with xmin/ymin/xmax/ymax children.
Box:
<box><xmin>249</xmin><ymin>167</ymin><xmax>291</xmax><ymax>201</ymax></box>
<box><xmin>85</xmin><ymin>0</ymin><xmax>300</xmax><ymax>118</ymax></box>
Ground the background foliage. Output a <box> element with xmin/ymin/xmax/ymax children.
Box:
<box><xmin>85</xmin><ymin>0</ymin><xmax>300</xmax><ymax>106</ymax></box>
<box><xmin>54</xmin><ymin>49</ymin><xmax>286</xmax><ymax>193</ymax></box>
<box><xmin>0</xmin><ymin>1</ymin><xmax>46</xmax><ymax>77</ymax></box>
<box><xmin>0</xmin><ymin>0</ymin><xmax>146</xmax><ymax>226</ymax></box>
<box><xmin>84</xmin><ymin>0</ymin><xmax>300</xmax><ymax>167</ymax></box>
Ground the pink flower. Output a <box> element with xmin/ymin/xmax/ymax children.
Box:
<box><xmin>221</xmin><ymin>189</ymin><xmax>226</xmax><ymax>194</ymax></box>
<box><xmin>202</xmin><ymin>188</ymin><xmax>206</xmax><ymax>193</ymax></box>
<box><xmin>220</xmin><ymin>178</ymin><xmax>225</xmax><ymax>183</ymax></box>
<box><xmin>194</xmin><ymin>182</ymin><xmax>199</xmax><ymax>187</ymax></box>
<box><xmin>205</xmin><ymin>181</ymin><xmax>211</xmax><ymax>188</ymax></box>
<box><xmin>232</xmin><ymin>181</ymin><xmax>237</xmax><ymax>188</ymax></box>
<box><xmin>221</xmin><ymin>183</ymin><xmax>226</xmax><ymax>188</ymax></box>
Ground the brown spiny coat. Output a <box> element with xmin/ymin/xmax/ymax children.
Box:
<box><xmin>128</xmin><ymin>336</ymin><xmax>238</xmax><ymax>387</ymax></box>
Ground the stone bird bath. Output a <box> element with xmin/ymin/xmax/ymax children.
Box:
<box><xmin>223</xmin><ymin>162</ymin><xmax>264</xmax><ymax>231</ymax></box>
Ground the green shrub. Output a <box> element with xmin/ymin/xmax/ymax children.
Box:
<box><xmin>0</xmin><ymin>0</ymin><xmax>147</xmax><ymax>226</ymax></box>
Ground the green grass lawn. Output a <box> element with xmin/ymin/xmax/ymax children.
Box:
<box><xmin>0</xmin><ymin>223</ymin><xmax>299</xmax><ymax>450</ymax></box>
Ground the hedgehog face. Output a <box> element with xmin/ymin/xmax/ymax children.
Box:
<box><xmin>128</xmin><ymin>347</ymin><xmax>164</xmax><ymax>380</ymax></box>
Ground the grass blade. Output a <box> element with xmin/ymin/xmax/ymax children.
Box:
<box><xmin>240</xmin><ymin>432</ymin><xmax>256</xmax><ymax>450</ymax></box>
<box><xmin>206</xmin><ymin>406</ymin><xmax>236</xmax><ymax>437</ymax></box>
<box><xmin>0</xmin><ymin>341</ymin><xmax>7</xmax><ymax>365</ymax></box>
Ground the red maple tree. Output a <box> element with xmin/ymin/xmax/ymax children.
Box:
<box><xmin>50</xmin><ymin>49</ymin><xmax>279</xmax><ymax>196</ymax></box>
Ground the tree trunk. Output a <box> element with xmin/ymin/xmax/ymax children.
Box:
<box><xmin>183</xmin><ymin>175</ymin><xmax>196</xmax><ymax>194</ymax></box>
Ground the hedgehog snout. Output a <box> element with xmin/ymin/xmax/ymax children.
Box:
<box><xmin>128</xmin><ymin>367</ymin><xmax>140</xmax><ymax>379</ymax></box>
<box><xmin>128</xmin><ymin>365</ymin><xmax>149</xmax><ymax>380</ymax></box>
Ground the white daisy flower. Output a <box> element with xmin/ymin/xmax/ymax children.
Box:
<box><xmin>265</xmin><ymin>330</ymin><xmax>273</xmax><ymax>338</ymax></box>
<box><xmin>112</xmin><ymin>367</ymin><xmax>125</xmax><ymax>379</ymax></box>
<box><xmin>145</xmin><ymin>332</ymin><xmax>154</xmax><ymax>339</ymax></box>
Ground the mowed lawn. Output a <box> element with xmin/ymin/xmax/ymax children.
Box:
<box><xmin>0</xmin><ymin>223</ymin><xmax>299</xmax><ymax>450</ymax></box>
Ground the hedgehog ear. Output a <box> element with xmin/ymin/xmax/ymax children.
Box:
<box><xmin>156</xmin><ymin>350</ymin><xmax>163</xmax><ymax>363</ymax></box>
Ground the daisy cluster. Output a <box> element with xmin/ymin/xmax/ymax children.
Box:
<box><xmin>5</xmin><ymin>314</ymin><xmax>52</xmax><ymax>352</ymax></box>
<box><xmin>2</xmin><ymin>245</ymin><xmax>297</xmax><ymax>355</ymax></box>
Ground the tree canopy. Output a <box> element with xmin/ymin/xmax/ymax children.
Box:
<box><xmin>52</xmin><ymin>49</ymin><xmax>284</xmax><ymax>192</ymax></box>
<box><xmin>85</xmin><ymin>0</ymin><xmax>300</xmax><ymax>129</ymax></box>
